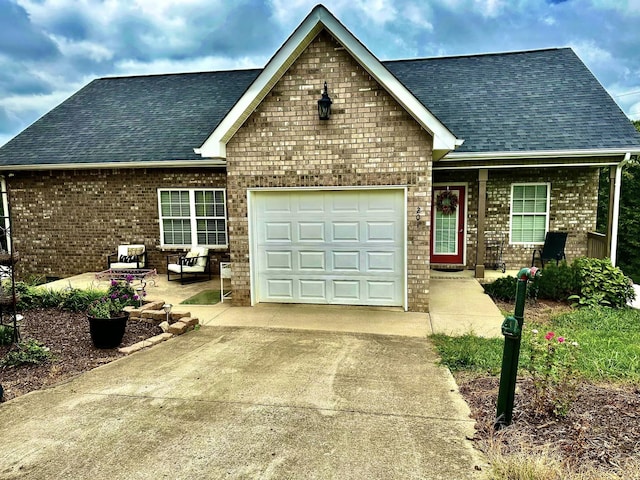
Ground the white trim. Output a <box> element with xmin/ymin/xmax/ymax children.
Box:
<box><xmin>610</xmin><ymin>156</ymin><xmax>627</xmax><ymax>266</ymax></box>
<box><xmin>247</xmin><ymin>185</ymin><xmax>408</xmax><ymax>310</ymax></box>
<box><xmin>0</xmin><ymin>177</ymin><xmax>10</xmax><ymax>253</ymax></box>
<box><xmin>157</xmin><ymin>187</ymin><xmax>228</xmax><ymax>249</ymax></box>
<box><xmin>402</xmin><ymin>186</ymin><xmax>408</xmax><ymax>311</ymax></box>
<box><xmin>0</xmin><ymin>159</ymin><xmax>226</xmax><ymax>171</ymax></box>
<box><xmin>432</xmin><ymin>182</ymin><xmax>469</xmax><ymax>266</ymax></box>
<box><xmin>443</xmin><ymin>148</ymin><xmax>638</xmax><ymax>161</ymax></box>
<box><xmin>509</xmin><ymin>182</ymin><xmax>551</xmax><ymax>246</ymax></box>
<box><xmin>433</xmin><ymin>161</ymin><xmax>621</xmax><ymax>170</ymax></box>
<box><xmin>196</xmin><ymin>5</ymin><xmax>459</xmax><ymax>159</ymax></box>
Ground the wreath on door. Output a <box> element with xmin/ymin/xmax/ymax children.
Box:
<box><xmin>435</xmin><ymin>190</ymin><xmax>458</xmax><ymax>215</ymax></box>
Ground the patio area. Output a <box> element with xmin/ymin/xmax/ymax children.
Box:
<box><xmin>41</xmin><ymin>269</ymin><xmax>506</xmax><ymax>338</ymax></box>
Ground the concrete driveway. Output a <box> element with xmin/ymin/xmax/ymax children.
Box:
<box><xmin>0</xmin><ymin>326</ymin><xmax>486</xmax><ymax>479</ymax></box>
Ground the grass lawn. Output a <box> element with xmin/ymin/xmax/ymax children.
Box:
<box><xmin>180</xmin><ymin>289</ymin><xmax>221</xmax><ymax>305</ymax></box>
<box><xmin>432</xmin><ymin>306</ymin><xmax>640</xmax><ymax>384</ymax></box>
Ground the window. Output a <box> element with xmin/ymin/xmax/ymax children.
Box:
<box><xmin>158</xmin><ymin>189</ymin><xmax>227</xmax><ymax>247</ymax></box>
<box><xmin>510</xmin><ymin>183</ymin><xmax>550</xmax><ymax>244</ymax></box>
<box><xmin>0</xmin><ymin>178</ymin><xmax>9</xmax><ymax>253</ymax></box>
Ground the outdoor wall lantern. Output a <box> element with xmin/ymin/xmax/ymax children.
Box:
<box><xmin>317</xmin><ymin>81</ymin><xmax>332</xmax><ymax>120</ymax></box>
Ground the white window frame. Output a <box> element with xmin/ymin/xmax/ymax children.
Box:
<box><xmin>509</xmin><ymin>182</ymin><xmax>551</xmax><ymax>245</ymax></box>
<box><xmin>0</xmin><ymin>177</ymin><xmax>10</xmax><ymax>253</ymax></box>
<box><xmin>158</xmin><ymin>188</ymin><xmax>228</xmax><ymax>248</ymax></box>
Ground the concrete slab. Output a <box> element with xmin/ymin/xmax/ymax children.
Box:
<box><xmin>429</xmin><ymin>278</ymin><xmax>503</xmax><ymax>338</ymax></box>
<box><xmin>0</xmin><ymin>327</ymin><xmax>487</xmax><ymax>479</ymax></box>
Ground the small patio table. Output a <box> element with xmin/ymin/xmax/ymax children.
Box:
<box><xmin>94</xmin><ymin>268</ymin><xmax>158</xmax><ymax>287</ymax></box>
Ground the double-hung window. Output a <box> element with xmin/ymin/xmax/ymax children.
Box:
<box><xmin>158</xmin><ymin>188</ymin><xmax>227</xmax><ymax>247</ymax></box>
<box><xmin>510</xmin><ymin>183</ymin><xmax>550</xmax><ymax>244</ymax></box>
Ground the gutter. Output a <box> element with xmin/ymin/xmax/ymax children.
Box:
<box><xmin>610</xmin><ymin>152</ymin><xmax>630</xmax><ymax>266</ymax></box>
<box><xmin>442</xmin><ymin>148</ymin><xmax>640</xmax><ymax>161</ymax></box>
<box><xmin>0</xmin><ymin>159</ymin><xmax>227</xmax><ymax>171</ymax></box>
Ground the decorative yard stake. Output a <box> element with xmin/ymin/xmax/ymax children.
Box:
<box><xmin>495</xmin><ymin>267</ymin><xmax>539</xmax><ymax>429</ymax></box>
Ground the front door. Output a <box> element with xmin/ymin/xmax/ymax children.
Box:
<box><xmin>431</xmin><ymin>186</ymin><xmax>466</xmax><ymax>265</ymax></box>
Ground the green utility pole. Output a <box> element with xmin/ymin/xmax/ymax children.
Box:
<box><xmin>495</xmin><ymin>267</ymin><xmax>539</xmax><ymax>429</ymax></box>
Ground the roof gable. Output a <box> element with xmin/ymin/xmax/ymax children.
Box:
<box><xmin>195</xmin><ymin>4</ymin><xmax>460</xmax><ymax>160</ymax></box>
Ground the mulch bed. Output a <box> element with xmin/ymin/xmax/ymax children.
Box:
<box><xmin>0</xmin><ymin>308</ymin><xmax>161</xmax><ymax>401</ymax></box>
<box><xmin>459</xmin><ymin>298</ymin><xmax>640</xmax><ymax>475</ymax></box>
<box><xmin>458</xmin><ymin>374</ymin><xmax>640</xmax><ymax>473</ymax></box>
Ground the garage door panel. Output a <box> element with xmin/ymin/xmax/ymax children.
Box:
<box><xmin>254</xmin><ymin>190</ymin><xmax>404</xmax><ymax>307</ymax></box>
<box><xmin>265</xmin><ymin>222</ymin><xmax>292</xmax><ymax>242</ymax></box>
<box><xmin>367</xmin><ymin>281</ymin><xmax>396</xmax><ymax>301</ymax></box>
<box><xmin>366</xmin><ymin>251</ymin><xmax>396</xmax><ymax>272</ymax></box>
<box><xmin>265</xmin><ymin>251</ymin><xmax>293</xmax><ymax>270</ymax></box>
<box><xmin>332</xmin><ymin>222</ymin><xmax>359</xmax><ymax>241</ymax></box>
<box><xmin>299</xmin><ymin>251</ymin><xmax>325</xmax><ymax>270</ymax></box>
<box><xmin>331</xmin><ymin>192</ymin><xmax>360</xmax><ymax>213</ymax></box>
<box><xmin>333</xmin><ymin>280</ymin><xmax>360</xmax><ymax>300</ymax></box>
<box><xmin>299</xmin><ymin>280</ymin><xmax>326</xmax><ymax>299</ymax></box>
<box><xmin>333</xmin><ymin>251</ymin><xmax>360</xmax><ymax>271</ymax></box>
<box><xmin>367</xmin><ymin>222</ymin><xmax>397</xmax><ymax>242</ymax></box>
<box><xmin>298</xmin><ymin>222</ymin><xmax>325</xmax><ymax>242</ymax></box>
<box><xmin>267</xmin><ymin>279</ymin><xmax>294</xmax><ymax>298</ymax></box>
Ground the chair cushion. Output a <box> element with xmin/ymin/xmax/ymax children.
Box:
<box><xmin>180</xmin><ymin>257</ymin><xmax>198</xmax><ymax>267</ymax></box>
<box><xmin>110</xmin><ymin>262</ymin><xmax>139</xmax><ymax>269</ymax></box>
<box><xmin>168</xmin><ymin>263</ymin><xmax>205</xmax><ymax>274</ymax></box>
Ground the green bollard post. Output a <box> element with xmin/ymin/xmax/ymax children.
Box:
<box><xmin>495</xmin><ymin>266</ymin><xmax>539</xmax><ymax>429</ymax></box>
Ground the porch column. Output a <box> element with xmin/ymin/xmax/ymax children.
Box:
<box><xmin>606</xmin><ymin>166</ymin><xmax>615</xmax><ymax>258</ymax></box>
<box><xmin>475</xmin><ymin>169</ymin><xmax>488</xmax><ymax>278</ymax></box>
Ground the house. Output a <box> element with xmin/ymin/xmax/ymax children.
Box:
<box><xmin>0</xmin><ymin>5</ymin><xmax>639</xmax><ymax>312</ymax></box>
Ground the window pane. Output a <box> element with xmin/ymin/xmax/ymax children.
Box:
<box><xmin>163</xmin><ymin>219</ymin><xmax>191</xmax><ymax>245</ymax></box>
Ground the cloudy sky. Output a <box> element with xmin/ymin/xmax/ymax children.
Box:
<box><xmin>0</xmin><ymin>0</ymin><xmax>639</xmax><ymax>146</ymax></box>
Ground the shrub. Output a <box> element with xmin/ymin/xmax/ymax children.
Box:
<box><xmin>483</xmin><ymin>276</ymin><xmax>518</xmax><ymax>301</ymax></box>
<box><xmin>0</xmin><ymin>325</ymin><xmax>13</xmax><ymax>345</ymax></box>
<box><xmin>569</xmin><ymin>257</ymin><xmax>635</xmax><ymax>308</ymax></box>
<box><xmin>530</xmin><ymin>261</ymin><xmax>578</xmax><ymax>301</ymax></box>
<box><xmin>524</xmin><ymin>329</ymin><xmax>580</xmax><ymax>417</ymax></box>
<box><xmin>0</xmin><ymin>339</ymin><xmax>51</xmax><ymax>366</ymax></box>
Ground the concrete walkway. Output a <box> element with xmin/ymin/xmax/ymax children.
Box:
<box><xmin>0</xmin><ymin>326</ymin><xmax>488</xmax><ymax>479</ymax></box>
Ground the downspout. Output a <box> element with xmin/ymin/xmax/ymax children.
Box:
<box><xmin>610</xmin><ymin>153</ymin><xmax>629</xmax><ymax>266</ymax></box>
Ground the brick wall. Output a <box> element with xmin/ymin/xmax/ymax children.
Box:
<box><xmin>226</xmin><ymin>30</ymin><xmax>433</xmax><ymax>311</ymax></box>
<box><xmin>434</xmin><ymin>167</ymin><xmax>600</xmax><ymax>271</ymax></box>
<box><xmin>8</xmin><ymin>168</ymin><xmax>228</xmax><ymax>279</ymax></box>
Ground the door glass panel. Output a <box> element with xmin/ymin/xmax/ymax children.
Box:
<box><xmin>434</xmin><ymin>196</ymin><xmax>459</xmax><ymax>255</ymax></box>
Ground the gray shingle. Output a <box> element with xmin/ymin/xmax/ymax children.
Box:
<box><xmin>1</xmin><ymin>47</ymin><xmax>638</xmax><ymax>167</ymax></box>
<box><xmin>384</xmin><ymin>48</ymin><xmax>640</xmax><ymax>153</ymax></box>
<box><xmin>0</xmin><ymin>69</ymin><xmax>260</xmax><ymax>166</ymax></box>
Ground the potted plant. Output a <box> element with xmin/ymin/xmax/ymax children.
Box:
<box><xmin>87</xmin><ymin>277</ymin><xmax>138</xmax><ymax>348</ymax></box>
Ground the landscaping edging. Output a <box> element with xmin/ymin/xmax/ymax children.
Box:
<box><xmin>119</xmin><ymin>300</ymin><xmax>200</xmax><ymax>355</ymax></box>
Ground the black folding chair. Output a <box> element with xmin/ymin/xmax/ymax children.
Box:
<box><xmin>531</xmin><ymin>232</ymin><xmax>568</xmax><ymax>268</ymax></box>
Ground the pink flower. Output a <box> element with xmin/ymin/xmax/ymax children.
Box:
<box><xmin>545</xmin><ymin>332</ymin><xmax>555</xmax><ymax>340</ymax></box>
<box><xmin>557</xmin><ymin>337</ymin><xmax>565</xmax><ymax>343</ymax></box>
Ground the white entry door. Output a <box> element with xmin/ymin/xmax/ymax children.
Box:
<box><xmin>251</xmin><ymin>189</ymin><xmax>405</xmax><ymax>306</ymax></box>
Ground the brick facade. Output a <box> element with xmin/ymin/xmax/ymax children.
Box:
<box><xmin>8</xmin><ymin>168</ymin><xmax>228</xmax><ymax>279</ymax></box>
<box><xmin>226</xmin><ymin>31</ymin><xmax>433</xmax><ymax>311</ymax></box>
<box><xmin>434</xmin><ymin>166</ymin><xmax>600</xmax><ymax>271</ymax></box>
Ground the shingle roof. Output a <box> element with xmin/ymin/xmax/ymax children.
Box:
<box><xmin>0</xmin><ymin>47</ymin><xmax>638</xmax><ymax>167</ymax></box>
<box><xmin>384</xmin><ymin>48</ymin><xmax>640</xmax><ymax>154</ymax></box>
<box><xmin>0</xmin><ymin>69</ymin><xmax>261</xmax><ymax>165</ymax></box>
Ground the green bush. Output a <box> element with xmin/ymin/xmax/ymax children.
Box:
<box><xmin>530</xmin><ymin>261</ymin><xmax>578</xmax><ymax>301</ymax></box>
<box><xmin>484</xmin><ymin>257</ymin><xmax>634</xmax><ymax>308</ymax></box>
<box><xmin>0</xmin><ymin>339</ymin><xmax>51</xmax><ymax>366</ymax></box>
<box><xmin>9</xmin><ymin>282</ymin><xmax>105</xmax><ymax>311</ymax></box>
<box><xmin>0</xmin><ymin>325</ymin><xmax>13</xmax><ymax>345</ymax></box>
<box><xmin>570</xmin><ymin>257</ymin><xmax>635</xmax><ymax>308</ymax></box>
<box><xmin>483</xmin><ymin>276</ymin><xmax>518</xmax><ymax>301</ymax></box>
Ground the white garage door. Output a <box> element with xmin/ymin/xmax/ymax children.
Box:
<box><xmin>252</xmin><ymin>189</ymin><xmax>405</xmax><ymax>306</ymax></box>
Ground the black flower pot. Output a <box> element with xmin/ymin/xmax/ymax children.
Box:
<box><xmin>87</xmin><ymin>313</ymin><xmax>128</xmax><ymax>349</ymax></box>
